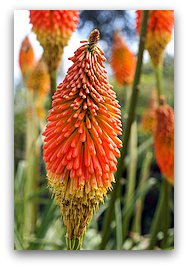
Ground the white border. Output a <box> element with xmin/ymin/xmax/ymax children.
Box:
<box><xmin>1</xmin><ymin>0</ymin><xmax>188</xmax><ymax>267</ymax></box>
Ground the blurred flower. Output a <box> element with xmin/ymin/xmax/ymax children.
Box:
<box><xmin>27</xmin><ymin>59</ymin><xmax>50</xmax><ymax>98</ymax></box>
<box><xmin>29</xmin><ymin>10</ymin><xmax>79</xmax><ymax>73</ymax></box>
<box><xmin>19</xmin><ymin>36</ymin><xmax>50</xmax><ymax>121</ymax></box>
<box><xmin>28</xmin><ymin>59</ymin><xmax>50</xmax><ymax>120</ymax></box>
<box><xmin>136</xmin><ymin>10</ymin><xmax>174</xmax><ymax>67</ymax></box>
<box><xmin>19</xmin><ymin>36</ymin><xmax>36</xmax><ymax>81</ymax></box>
<box><xmin>140</xmin><ymin>90</ymin><xmax>157</xmax><ymax>134</ymax></box>
<box><xmin>34</xmin><ymin>99</ymin><xmax>46</xmax><ymax>121</ymax></box>
<box><xmin>110</xmin><ymin>30</ymin><xmax>136</xmax><ymax>86</ymax></box>
<box><xmin>42</xmin><ymin>29</ymin><xmax>122</xmax><ymax>246</ymax></box>
<box><xmin>154</xmin><ymin>97</ymin><xmax>174</xmax><ymax>185</ymax></box>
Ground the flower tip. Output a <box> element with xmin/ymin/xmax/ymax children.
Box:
<box><xmin>88</xmin><ymin>29</ymin><xmax>100</xmax><ymax>44</ymax></box>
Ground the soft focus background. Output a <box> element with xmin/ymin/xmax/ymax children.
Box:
<box><xmin>14</xmin><ymin>10</ymin><xmax>174</xmax><ymax>86</ymax></box>
<box><xmin>14</xmin><ymin>10</ymin><xmax>174</xmax><ymax>250</ymax></box>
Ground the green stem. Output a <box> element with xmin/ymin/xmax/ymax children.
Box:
<box><xmin>155</xmin><ymin>63</ymin><xmax>163</xmax><ymax>103</ymax></box>
<box><xmin>122</xmin><ymin>121</ymin><xmax>138</xmax><ymax>240</ymax></box>
<box><xmin>66</xmin><ymin>237</ymin><xmax>82</xmax><ymax>250</ymax></box>
<box><xmin>115</xmin><ymin>198</ymin><xmax>123</xmax><ymax>250</ymax></box>
<box><xmin>100</xmin><ymin>10</ymin><xmax>149</xmax><ymax>250</ymax></box>
<box><xmin>50</xmin><ymin>70</ymin><xmax>57</xmax><ymax>98</ymax></box>
<box><xmin>148</xmin><ymin>179</ymin><xmax>166</xmax><ymax>249</ymax></box>
<box><xmin>132</xmin><ymin>150</ymin><xmax>153</xmax><ymax>235</ymax></box>
<box><xmin>161</xmin><ymin>180</ymin><xmax>171</xmax><ymax>249</ymax></box>
<box><xmin>125</xmin><ymin>85</ymin><xmax>131</xmax><ymax>111</ymax></box>
<box><xmin>23</xmin><ymin>91</ymin><xmax>40</xmax><ymax>244</ymax></box>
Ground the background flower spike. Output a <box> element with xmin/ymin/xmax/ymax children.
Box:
<box><xmin>110</xmin><ymin>30</ymin><xmax>136</xmax><ymax>86</ymax></box>
<box><xmin>154</xmin><ymin>96</ymin><xmax>174</xmax><ymax>185</ymax></box>
<box><xmin>136</xmin><ymin>10</ymin><xmax>174</xmax><ymax>67</ymax></box>
<box><xmin>30</xmin><ymin>10</ymin><xmax>79</xmax><ymax>73</ymax></box>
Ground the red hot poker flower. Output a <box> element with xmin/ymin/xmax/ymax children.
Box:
<box><xmin>30</xmin><ymin>10</ymin><xmax>79</xmax><ymax>73</ymax></box>
<box><xmin>154</xmin><ymin>97</ymin><xmax>174</xmax><ymax>185</ymax></box>
<box><xmin>42</xmin><ymin>29</ymin><xmax>122</xmax><ymax>247</ymax></box>
<box><xmin>111</xmin><ymin>31</ymin><xmax>136</xmax><ymax>86</ymax></box>
<box><xmin>136</xmin><ymin>10</ymin><xmax>174</xmax><ymax>67</ymax></box>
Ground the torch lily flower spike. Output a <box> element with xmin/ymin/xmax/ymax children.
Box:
<box><xmin>30</xmin><ymin>10</ymin><xmax>79</xmax><ymax>73</ymax></box>
<box><xmin>42</xmin><ymin>29</ymin><xmax>122</xmax><ymax>249</ymax></box>
<box><xmin>111</xmin><ymin>30</ymin><xmax>136</xmax><ymax>86</ymax></box>
<box><xmin>154</xmin><ymin>97</ymin><xmax>174</xmax><ymax>185</ymax></box>
<box><xmin>136</xmin><ymin>10</ymin><xmax>174</xmax><ymax>67</ymax></box>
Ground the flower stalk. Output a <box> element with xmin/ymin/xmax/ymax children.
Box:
<box><xmin>66</xmin><ymin>237</ymin><xmax>82</xmax><ymax>250</ymax></box>
<box><xmin>155</xmin><ymin>63</ymin><xmax>163</xmax><ymax>104</ymax></box>
<box><xmin>50</xmin><ymin>69</ymin><xmax>57</xmax><ymax>98</ymax></box>
<box><xmin>23</xmin><ymin>90</ymin><xmax>40</xmax><ymax>242</ymax></box>
<box><xmin>132</xmin><ymin>150</ymin><xmax>153</xmax><ymax>235</ymax></box>
<box><xmin>148</xmin><ymin>179</ymin><xmax>166</xmax><ymax>249</ymax></box>
<box><xmin>122</xmin><ymin>120</ymin><xmax>138</xmax><ymax>240</ymax></box>
<box><xmin>161</xmin><ymin>180</ymin><xmax>171</xmax><ymax>248</ymax></box>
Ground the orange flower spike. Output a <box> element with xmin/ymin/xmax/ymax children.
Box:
<box><xmin>136</xmin><ymin>10</ymin><xmax>174</xmax><ymax>66</ymax></box>
<box><xmin>140</xmin><ymin>90</ymin><xmax>158</xmax><ymax>134</ymax></box>
<box><xmin>42</xmin><ymin>29</ymin><xmax>122</xmax><ymax>245</ymax></box>
<box><xmin>111</xmin><ymin>31</ymin><xmax>136</xmax><ymax>86</ymax></box>
<box><xmin>30</xmin><ymin>10</ymin><xmax>79</xmax><ymax>73</ymax></box>
<box><xmin>19</xmin><ymin>36</ymin><xmax>36</xmax><ymax>80</ymax></box>
<box><xmin>154</xmin><ymin>97</ymin><xmax>174</xmax><ymax>185</ymax></box>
